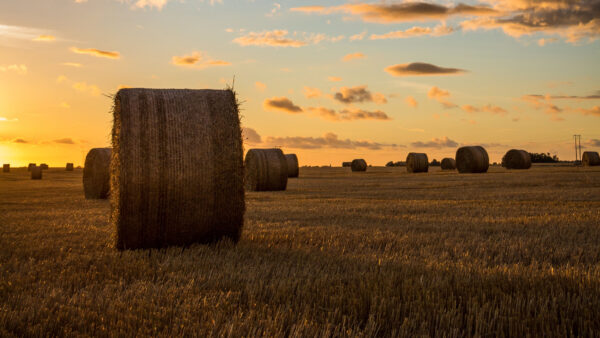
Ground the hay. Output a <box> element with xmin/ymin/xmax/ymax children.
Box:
<box><xmin>245</xmin><ymin>148</ymin><xmax>288</xmax><ymax>191</ymax></box>
<box><xmin>502</xmin><ymin>149</ymin><xmax>532</xmax><ymax>169</ymax></box>
<box><xmin>83</xmin><ymin>148</ymin><xmax>112</xmax><ymax>199</ymax></box>
<box><xmin>406</xmin><ymin>153</ymin><xmax>428</xmax><ymax>173</ymax></box>
<box><xmin>40</xmin><ymin>163</ymin><xmax>49</xmax><ymax>170</ymax></box>
<box><xmin>2</xmin><ymin>164</ymin><xmax>9</xmax><ymax>173</ymax></box>
<box><xmin>351</xmin><ymin>159</ymin><xmax>367</xmax><ymax>172</ymax></box>
<box><xmin>285</xmin><ymin>154</ymin><xmax>299</xmax><ymax>178</ymax></box>
<box><xmin>66</xmin><ymin>163</ymin><xmax>74</xmax><ymax>171</ymax></box>
<box><xmin>456</xmin><ymin>146</ymin><xmax>489</xmax><ymax>173</ymax></box>
<box><xmin>342</xmin><ymin>162</ymin><xmax>352</xmax><ymax>167</ymax></box>
<box><xmin>582</xmin><ymin>151</ymin><xmax>600</xmax><ymax>166</ymax></box>
<box><xmin>31</xmin><ymin>166</ymin><xmax>42</xmax><ymax>180</ymax></box>
<box><xmin>441</xmin><ymin>158</ymin><xmax>456</xmax><ymax>170</ymax></box>
<box><xmin>28</xmin><ymin>163</ymin><xmax>35</xmax><ymax>171</ymax></box>
<box><xmin>111</xmin><ymin>88</ymin><xmax>244</xmax><ymax>250</ymax></box>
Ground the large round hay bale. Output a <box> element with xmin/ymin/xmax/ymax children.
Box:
<box><xmin>28</xmin><ymin>163</ymin><xmax>35</xmax><ymax>171</ymax></box>
<box><xmin>441</xmin><ymin>158</ymin><xmax>456</xmax><ymax>170</ymax></box>
<box><xmin>342</xmin><ymin>161</ymin><xmax>352</xmax><ymax>167</ymax></box>
<box><xmin>285</xmin><ymin>154</ymin><xmax>299</xmax><ymax>178</ymax></box>
<box><xmin>40</xmin><ymin>163</ymin><xmax>49</xmax><ymax>170</ymax></box>
<box><xmin>2</xmin><ymin>164</ymin><xmax>9</xmax><ymax>173</ymax></box>
<box><xmin>83</xmin><ymin>148</ymin><xmax>112</xmax><ymax>199</ymax></box>
<box><xmin>351</xmin><ymin>159</ymin><xmax>367</xmax><ymax>172</ymax></box>
<box><xmin>582</xmin><ymin>151</ymin><xmax>600</xmax><ymax>166</ymax></box>
<box><xmin>245</xmin><ymin>148</ymin><xmax>288</xmax><ymax>191</ymax></box>
<box><xmin>31</xmin><ymin>166</ymin><xmax>42</xmax><ymax>180</ymax></box>
<box><xmin>406</xmin><ymin>153</ymin><xmax>428</xmax><ymax>173</ymax></box>
<box><xmin>502</xmin><ymin>149</ymin><xmax>531</xmax><ymax>169</ymax></box>
<box><xmin>66</xmin><ymin>163</ymin><xmax>74</xmax><ymax>171</ymax></box>
<box><xmin>112</xmin><ymin>88</ymin><xmax>244</xmax><ymax>250</ymax></box>
<box><xmin>456</xmin><ymin>146</ymin><xmax>489</xmax><ymax>173</ymax></box>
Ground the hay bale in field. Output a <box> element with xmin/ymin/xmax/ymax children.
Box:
<box><xmin>582</xmin><ymin>151</ymin><xmax>600</xmax><ymax>166</ymax></box>
<box><xmin>112</xmin><ymin>88</ymin><xmax>244</xmax><ymax>250</ymax></box>
<box><xmin>40</xmin><ymin>163</ymin><xmax>49</xmax><ymax>170</ymax></box>
<box><xmin>285</xmin><ymin>154</ymin><xmax>299</xmax><ymax>178</ymax></box>
<box><xmin>66</xmin><ymin>163</ymin><xmax>74</xmax><ymax>171</ymax></box>
<box><xmin>406</xmin><ymin>153</ymin><xmax>428</xmax><ymax>173</ymax></box>
<box><xmin>456</xmin><ymin>146</ymin><xmax>489</xmax><ymax>173</ymax></box>
<box><xmin>245</xmin><ymin>148</ymin><xmax>288</xmax><ymax>191</ymax></box>
<box><xmin>31</xmin><ymin>166</ymin><xmax>42</xmax><ymax>180</ymax></box>
<box><xmin>83</xmin><ymin>148</ymin><xmax>112</xmax><ymax>199</ymax></box>
<box><xmin>2</xmin><ymin>164</ymin><xmax>9</xmax><ymax>173</ymax></box>
<box><xmin>342</xmin><ymin>161</ymin><xmax>352</xmax><ymax>167</ymax></box>
<box><xmin>502</xmin><ymin>149</ymin><xmax>532</xmax><ymax>169</ymax></box>
<box><xmin>351</xmin><ymin>159</ymin><xmax>367</xmax><ymax>172</ymax></box>
<box><xmin>28</xmin><ymin>163</ymin><xmax>35</xmax><ymax>171</ymax></box>
<box><xmin>441</xmin><ymin>158</ymin><xmax>456</xmax><ymax>170</ymax></box>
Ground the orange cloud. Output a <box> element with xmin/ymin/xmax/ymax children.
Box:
<box><xmin>342</xmin><ymin>52</ymin><xmax>366</xmax><ymax>62</ymax></box>
<box><xmin>306</xmin><ymin>106</ymin><xmax>391</xmax><ymax>121</ymax></box>
<box><xmin>405</xmin><ymin>96</ymin><xmax>418</xmax><ymax>107</ymax></box>
<box><xmin>575</xmin><ymin>106</ymin><xmax>600</xmax><ymax>117</ymax></box>
<box><xmin>386</xmin><ymin>62</ymin><xmax>465</xmax><ymax>76</ymax></box>
<box><xmin>411</xmin><ymin>136</ymin><xmax>458</xmax><ymax>148</ymax></box>
<box><xmin>303</xmin><ymin>87</ymin><xmax>322</xmax><ymax>99</ymax></box>
<box><xmin>263</xmin><ymin>132</ymin><xmax>398</xmax><ymax>150</ymax></box>
<box><xmin>255</xmin><ymin>82</ymin><xmax>267</xmax><ymax>91</ymax></box>
<box><xmin>349</xmin><ymin>31</ymin><xmax>367</xmax><ymax>41</ymax></box>
<box><xmin>370</xmin><ymin>23</ymin><xmax>453</xmax><ymax>40</ymax></box>
<box><xmin>264</xmin><ymin>97</ymin><xmax>303</xmax><ymax>113</ymax></box>
<box><xmin>61</xmin><ymin>62</ymin><xmax>83</xmax><ymax>68</ymax></box>
<box><xmin>233</xmin><ymin>30</ymin><xmax>342</xmax><ymax>48</ymax></box>
<box><xmin>333</xmin><ymin>85</ymin><xmax>387</xmax><ymax>104</ymax></box>
<box><xmin>171</xmin><ymin>51</ymin><xmax>230</xmax><ymax>69</ymax></box>
<box><xmin>33</xmin><ymin>35</ymin><xmax>55</xmax><ymax>42</ymax></box>
<box><xmin>0</xmin><ymin>64</ymin><xmax>27</xmax><ymax>75</ymax></box>
<box><xmin>328</xmin><ymin>76</ymin><xmax>342</xmax><ymax>82</ymax></box>
<box><xmin>242</xmin><ymin>127</ymin><xmax>262</xmax><ymax>144</ymax></box>
<box><xmin>70</xmin><ymin>47</ymin><xmax>120</xmax><ymax>59</ymax></box>
<box><xmin>428</xmin><ymin>86</ymin><xmax>456</xmax><ymax>108</ymax></box>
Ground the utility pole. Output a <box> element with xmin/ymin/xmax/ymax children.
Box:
<box><xmin>574</xmin><ymin>134</ymin><xmax>581</xmax><ymax>164</ymax></box>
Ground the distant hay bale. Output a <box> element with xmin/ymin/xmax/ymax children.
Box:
<box><xmin>28</xmin><ymin>163</ymin><xmax>35</xmax><ymax>171</ymax></box>
<box><xmin>441</xmin><ymin>158</ymin><xmax>456</xmax><ymax>170</ymax></box>
<box><xmin>66</xmin><ymin>163</ymin><xmax>74</xmax><ymax>171</ymax></box>
<box><xmin>502</xmin><ymin>149</ymin><xmax>532</xmax><ymax>169</ymax></box>
<box><xmin>2</xmin><ymin>164</ymin><xmax>9</xmax><ymax>173</ymax></box>
<box><xmin>31</xmin><ymin>166</ymin><xmax>42</xmax><ymax>180</ymax></box>
<box><xmin>582</xmin><ymin>151</ymin><xmax>600</xmax><ymax>166</ymax></box>
<box><xmin>342</xmin><ymin>162</ymin><xmax>352</xmax><ymax>167</ymax></box>
<box><xmin>456</xmin><ymin>146</ymin><xmax>489</xmax><ymax>173</ymax></box>
<box><xmin>285</xmin><ymin>154</ymin><xmax>299</xmax><ymax>178</ymax></box>
<box><xmin>83</xmin><ymin>148</ymin><xmax>112</xmax><ymax>199</ymax></box>
<box><xmin>245</xmin><ymin>148</ymin><xmax>288</xmax><ymax>191</ymax></box>
<box><xmin>351</xmin><ymin>159</ymin><xmax>367</xmax><ymax>172</ymax></box>
<box><xmin>406</xmin><ymin>153</ymin><xmax>429</xmax><ymax>173</ymax></box>
<box><xmin>40</xmin><ymin>163</ymin><xmax>49</xmax><ymax>170</ymax></box>
<box><xmin>112</xmin><ymin>88</ymin><xmax>244</xmax><ymax>250</ymax></box>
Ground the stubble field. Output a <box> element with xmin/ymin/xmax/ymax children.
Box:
<box><xmin>1</xmin><ymin>165</ymin><xmax>599</xmax><ymax>336</ymax></box>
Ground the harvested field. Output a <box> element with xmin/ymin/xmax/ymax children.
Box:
<box><xmin>1</xmin><ymin>165</ymin><xmax>600</xmax><ymax>336</ymax></box>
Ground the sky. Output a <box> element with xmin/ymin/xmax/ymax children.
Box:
<box><xmin>0</xmin><ymin>0</ymin><xmax>599</xmax><ymax>167</ymax></box>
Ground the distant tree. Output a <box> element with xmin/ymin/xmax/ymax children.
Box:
<box><xmin>430</xmin><ymin>159</ymin><xmax>440</xmax><ymax>166</ymax></box>
<box><xmin>385</xmin><ymin>161</ymin><xmax>395</xmax><ymax>167</ymax></box>
<box><xmin>528</xmin><ymin>152</ymin><xmax>559</xmax><ymax>163</ymax></box>
<box><xmin>385</xmin><ymin>161</ymin><xmax>406</xmax><ymax>167</ymax></box>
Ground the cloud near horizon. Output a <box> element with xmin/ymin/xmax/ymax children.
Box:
<box><xmin>53</xmin><ymin>138</ymin><xmax>76</xmax><ymax>144</ymax></box>
<box><xmin>233</xmin><ymin>30</ymin><xmax>343</xmax><ymax>47</ymax></box>
<box><xmin>264</xmin><ymin>97</ymin><xmax>303</xmax><ymax>113</ymax></box>
<box><xmin>411</xmin><ymin>136</ymin><xmax>458</xmax><ymax>148</ymax></box>
<box><xmin>70</xmin><ymin>47</ymin><xmax>120</xmax><ymax>59</ymax></box>
<box><xmin>333</xmin><ymin>85</ymin><xmax>387</xmax><ymax>104</ymax></box>
<box><xmin>263</xmin><ymin>132</ymin><xmax>398</xmax><ymax>150</ymax></box>
<box><xmin>171</xmin><ymin>51</ymin><xmax>230</xmax><ymax>69</ymax></box>
<box><xmin>307</xmin><ymin>106</ymin><xmax>391</xmax><ymax>121</ymax></box>
<box><xmin>385</xmin><ymin>62</ymin><xmax>466</xmax><ymax>76</ymax></box>
<box><xmin>242</xmin><ymin>127</ymin><xmax>262</xmax><ymax>144</ymax></box>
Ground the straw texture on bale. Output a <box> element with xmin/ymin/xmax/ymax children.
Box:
<box><xmin>2</xmin><ymin>164</ymin><xmax>9</xmax><ymax>173</ymax></box>
<box><xmin>406</xmin><ymin>153</ymin><xmax>429</xmax><ymax>173</ymax></box>
<box><xmin>112</xmin><ymin>88</ymin><xmax>244</xmax><ymax>250</ymax></box>
<box><xmin>441</xmin><ymin>158</ymin><xmax>456</xmax><ymax>170</ymax></box>
<box><xmin>28</xmin><ymin>163</ymin><xmax>35</xmax><ymax>171</ymax></box>
<box><xmin>351</xmin><ymin>159</ymin><xmax>367</xmax><ymax>172</ymax></box>
<box><xmin>31</xmin><ymin>166</ymin><xmax>42</xmax><ymax>180</ymax></box>
<box><xmin>285</xmin><ymin>154</ymin><xmax>299</xmax><ymax>178</ymax></box>
<box><xmin>66</xmin><ymin>163</ymin><xmax>74</xmax><ymax>171</ymax></box>
<box><xmin>245</xmin><ymin>148</ymin><xmax>288</xmax><ymax>191</ymax></box>
<box><xmin>342</xmin><ymin>162</ymin><xmax>352</xmax><ymax>167</ymax></box>
<box><xmin>83</xmin><ymin>148</ymin><xmax>112</xmax><ymax>199</ymax></box>
<box><xmin>456</xmin><ymin>146</ymin><xmax>489</xmax><ymax>173</ymax></box>
<box><xmin>582</xmin><ymin>151</ymin><xmax>600</xmax><ymax>166</ymax></box>
<box><xmin>502</xmin><ymin>149</ymin><xmax>532</xmax><ymax>169</ymax></box>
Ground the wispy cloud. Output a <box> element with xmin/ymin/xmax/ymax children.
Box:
<box><xmin>32</xmin><ymin>35</ymin><xmax>55</xmax><ymax>42</ymax></box>
<box><xmin>342</xmin><ymin>52</ymin><xmax>366</xmax><ymax>62</ymax></box>
<box><xmin>0</xmin><ymin>117</ymin><xmax>19</xmax><ymax>122</ymax></box>
<box><xmin>171</xmin><ymin>51</ymin><xmax>230</xmax><ymax>69</ymax></box>
<box><xmin>411</xmin><ymin>136</ymin><xmax>458</xmax><ymax>148</ymax></box>
<box><xmin>255</xmin><ymin>81</ymin><xmax>267</xmax><ymax>92</ymax></box>
<box><xmin>263</xmin><ymin>132</ymin><xmax>398</xmax><ymax>150</ymax></box>
<box><xmin>328</xmin><ymin>76</ymin><xmax>342</xmax><ymax>82</ymax></box>
<box><xmin>0</xmin><ymin>64</ymin><xmax>27</xmax><ymax>75</ymax></box>
<box><xmin>61</xmin><ymin>62</ymin><xmax>83</xmax><ymax>68</ymax></box>
<box><xmin>428</xmin><ymin>86</ymin><xmax>456</xmax><ymax>108</ymax></box>
<box><xmin>264</xmin><ymin>97</ymin><xmax>303</xmax><ymax>113</ymax></box>
<box><xmin>405</xmin><ymin>96</ymin><xmax>418</xmax><ymax>107</ymax></box>
<box><xmin>385</xmin><ymin>62</ymin><xmax>466</xmax><ymax>76</ymax></box>
<box><xmin>56</xmin><ymin>75</ymin><xmax>102</xmax><ymax>96</ymax></box>
<box><xmin>233</xmin><ymin>29</ymin><xmax>343</xmax><ymax>47</ymax></box>
<box><xmin>461</xmin><ymin>104</ymin><xmax>508</xmax><ymax>116</ymax></box>
<box><xmin>370</xmin><ymin>23</ymin><xmax>454</xmax><ymax>40</ymax></box>
<box><xmin>53</xmin><ymin>138</ymin><xmax>77</xmax><ymax>144</ymax></box>
<box><xmin>333</xmin><ymin>85</ymin><xmax>387</xmax><ymax>104</ymax></box>
<box><xmin>303</xmin><ymin>87</ymin><xmax>322</xmax><ymax>99</ymax></box>
<box><xmin>306</xmin><ymin>106</ymin><xmax>391</xmax><ymax>121</ymax></box>
<box><xmin>70</xmin><ymin>47</ymin><xmax>120</xmax><ymax>59</ymax></box>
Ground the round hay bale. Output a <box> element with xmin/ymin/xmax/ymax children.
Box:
<box><xmin>351</xmin><ymin>159</ymin><xmax>367</xmax><ymax>172</ymax></box>
<box><xmin>582</xmin><ymin>151</ymin><xmax>600</xmax><ymax>166</ymax></box>
<box><xmin>456</xmin><ymin>146</ymin><xmax>489</xmax><ymax>173</ymax></box>
<box><xmin>502</xmin><ymin>149</ymin><xmax>532</xmax><ymax>169</ymax></box>
<box><xmin>342</xmin><ymin>161</ymin><xmax>352</xmax><ymax>167</ymax></box>
<box><xmin>112</xmin><ymin>88</ymin><xmax>244</xmax><ymax>250</ymax></box>
<box><xmin>66</xmin><ymin>163</ymin><xmax>74</xmax><ymax>171</ymax></box>
<box><xmin>406</xmin><ymin>153</ymin><xmax>429</xmax><ymax>173</ymax></box>
<box><xmin>28</xmin><ymin>163</ymin><xmax>35</xmax><ymax>171</ymax></box>
<box><xmin>441</xmin><ymin>158</ymin><xmax>456</xmax><ymax>170</ymax></box>
<box><xmin>285</xmin><ymin>153</ymin><xmax>299</xmax><ymax>178</ymax></box>
<box><xmin>83</xmin><ymin>148</ymin><xmax>112</xmax><ymax>199</ymax></box>
<box><xmin>40</xmin><ymin>163</ymin><xmax>49</xmax><ymax>170</ymax></box>
<box><xmin>245</xmin><ymin>148</ymin><xmax>288</xmax><ymax>191</ymax></box>
<box><xmin>31</xmin><ymin>166</ymin><xmax>42</xmax><ymax>180</ymax></box>
<box><xmin>2</xmin><ymin>164</ymin><xmax>9</xmax><ymax>173</ymax></box>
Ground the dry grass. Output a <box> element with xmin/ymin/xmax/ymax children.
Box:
<box><xmin>1</xmin><ymin>165</ymin><xmax>600</xmax><ymax>336</ymax></box>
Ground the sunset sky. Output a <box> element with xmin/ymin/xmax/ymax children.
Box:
<box><xmin>1</xmin><ymin>0</ymin><xmax>599</xmax><ymax>166</ymax></box>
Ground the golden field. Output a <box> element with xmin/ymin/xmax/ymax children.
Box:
<box><xmin>1</xmin><ymin>165</ymin><xmax>599</xmax><ymax>336</ymax></box>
